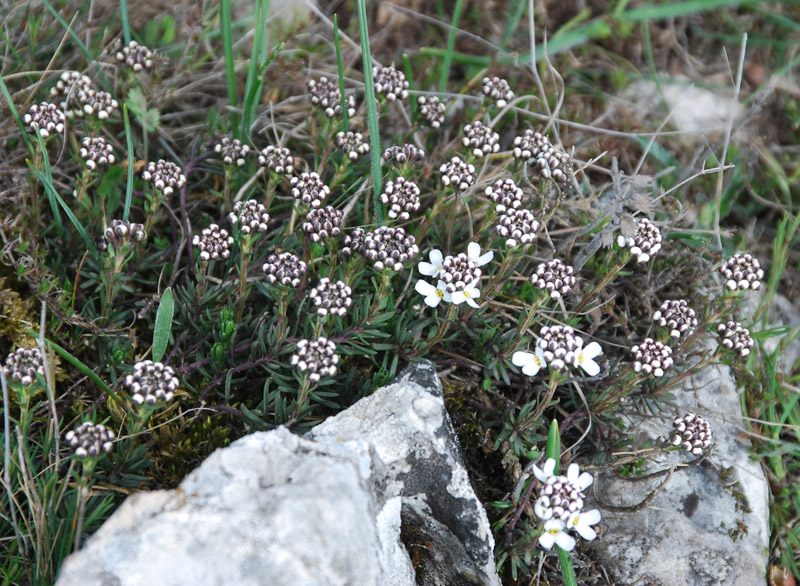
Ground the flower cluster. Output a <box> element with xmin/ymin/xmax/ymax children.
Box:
<box><xmin>720</xmin><ymin>253</ymin><xmax>764</xmax><ymax>291</ymax></box>
<box><xmin>307</xmin><ymin>77</ymin><xmax>356</xmax><ymax>118</ymax></box>
<box><xmin>512</xmin><ymin>129</ymin><xmax>572</xmax><ymax>182</ymax></box>
<box><xmin>513</xmin><ymin>326</ymin><xmax>602</xmax><ymax>376</ymax></box>
<box><xmin>142</xmin><ymin>159</ymin><xmax>186</xmax><ymax>196</ymax></box>
<box><xmin>257</xmin><ymin>146</ymin><xmax>294</xmax><ymax>175</ymax></box>
<box><xmin>533</xmin><ymin>459</ymin><xmax>601</xmax><ymax>552</ymax></box>
<box><xmin>373</xmin><ymin>66</ymin><xmax>409</xmax><ymax>102</ymax></box>
<box><xmin>380</xmin><ymin>177</ymin><xmax>421</xmax><ymax>220</ymax></box>
<box><xmin>670</xmin><ymin>413</ymin><xmax>712</xmax><ymax>456</ymax></box>
<box><xmin>308</xmin><ymin>278</ymin><xmax>352</xmax><ymax>317</ymax></box>
<box><xmin>462</xmin><ymin>121</ymin><xmax>500</xmax><ymax>158</ymax></box>
<box><xmin>3</xmin><ymin>347</ymin><xmax>45</xmax><ymax>386</ymax></box>
<box><xmin>355</xmin><ymin>226</ymin><xmax>419</xmax><ymax>272</ymax></box>
<box><xmin>263</xmin><ymin>252</ymin><xmax>307</xmax><ymax>287</ymax></box>
<box><xmin>123</xmin><ymin>360</ymin><xmax>180</xmax><ymax>405</ymax></box>
<box><xmin>631</xmin><ymin>338</ymin><xmax>673</xmax><ymax>377</ymax></box>
<box><xmin>116</xmin><ymin>40</ymin><xmax>155</xmax><ymax>72</ymax></box>
<box><xmin>439</xmin><ymin>156</ymin><xmax>476</xmax><ymax>192</ymax></box>
<box><xmin>484</xmin><ymin>177</ymin><xmax>523</xmax><ymax>212</ymax></box>
<box><xmin>228</xmin><ymin>199</ymin><xmax>270</xmax><ymax>235</ymax></box>
<box><xmin>532</xmin><ymin>259</ymin><xmax>577</xmax><ymax>300</ymax></box>
<box><xmin>496</xmin><ymin>208</ymin><xmax>540</xmax><ymax>248</ymax></box>
<box><xmin>717</xmin><ymin>321</ymin><xmax>754</xmax><ymax>358</ymax></box>
<box><xmin>79</xmin><ymin>136</ymin><xmax>116</xmax><ymax>170</ymax></box>
<box><xmin>290</xmin><ymin>172</ymin><xmax>330</xmax><ymax>208</ymax></box>
<box><xmin>382</xmin><ymin>144</ymin><xmax>425</xmax><ymax>165</ymax></box>
<box><xmin>50</xmin><ymin>72</ymin><xmax>118</xmax><ymax>120</ymax></box>
<box><xmin>65</xmin><ymin>422</ymin><xmax>116</xmax><ymax>459</ymax></box>
<box><xmin>335</xmin><ymin>131</ymin><xmax>370</xmax><ymax>160</ymax></box>
<box><xmin>193</xmin><ymin>224</ymin><xmax>233</xmax><ymax>262</ymax></box>
<box><xmin>416</xmin><ymin>244</ymin><xmax>492</xmax><ymax>309</ymax></box>
<box><xmin>417</xmin><ymin>95</ymin><xmax>445</xmax><ymax>128</ymax></box>
<box><xmin>77</xmin><ymin>88</ymin><xmax>118</xmax><ymax>120</ymax></box>
<box><xmin>291</xmin><ymin>337</ymin><xmax>339</xmax><ymax>382</ymax></box>
<box><xmin>481</xmin><ymin>76</ymin><xmax>514</xmax><ymax>108</ymax></box>
<box><xmin>214</xmin><ymin>137</ymin><xmax>250</xmax><ymax>167</ymax></box>
<box><xmin>652</xmin><ymin>299</ymin><xmax>698</xmax><ymax>339</ymax></box>
<box><xmin>616</xmin><ymin>217</ymin><xmax>662</xmax><ymax>263</ymax></box>
<box><xmin>302</xmin><ymin>206</ymin><xmax>343</xmax><ymax>242</ymax></box>
<box><xmin>24</xmin><ymin>102</ymin><xmax>65</xmax><ymax>138</ymax></box>
<box><xmin>100</xmin><ymin>220</ymin><xmax>146</xmax><ymax>252</ymax></box>
<box><xmin>50</xmin><ymin>71</ymin><xmax>92</xmax><ymax>103</ymax></box>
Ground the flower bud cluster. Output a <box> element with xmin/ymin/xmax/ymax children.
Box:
<box><xmin>485</xmin><ymin>178</ymin><xmax>523</xmax><ymax>212</ymax></box>
<box><xmin>532</xmin><ymin>259</ymin><xmax>577</xmax><ymax>299</ymax></box>
<box><xmin>341</xmin><ymin>227</ymin><xmax>366</xmax><ymax>259</ymax></box>
<box><xmin>720</xmin><ymin>253</ymin><xmax>764</xmax><ymax>291</ymax></box>
<box><xmin>717</xmin><ymin>321</ymin><xmax>754</xmax><ymax>357</ymax></box>
<box><xmin>100</xmin><ymin>219</ymin><xmax>146</xmax><ymax>252</ymax></box>
<box><xmin>302</xmin><ymin>206</ymin><xmax>343</xmax><ymax>242</ymax></box>
<box><xmin>536</xmin><ymin>472</ymin><xmax>585</xmax><ymax>521</ymax></box>
<box><xmin>308</xmin><ymin>278</ymin><xmax>352</xmax><ymax>317</ymax></box>
<box><xmin>380</xmin><ymin>177</ymin><xmax>421</xmax><ymax>220</ymax></box>
<box><xmin>631</xmin><ymin>338</ymin><xmax>673</xmax><ymax>377</ymax></box>
<box><xmin>417</xmin><ymin>95</ymin><xmax>445</xmax><ymax>128</ymax></box>
<box><xmin>616</xmin><ymin>217</ymin><xmax>662</xmax><ymax>263</ymax></box>
<box><xmin>263</xmin><ymin>252</ymin><xmax>307</xmax><ymax>287</ymax></box>
<box><xmin>24</xmin><ymin>102</ymin><xmax>66</xmax><ymax>138</ymax></box>
<box><xmin>80</xmin><ymin>136</ymin><xmax>116</xmax><ymax>170</ymax></box>
<box><xmin>290</xmin><ymin>172</ymin><xmax>331</xmax><ymax>208</ymax></box>
<box><xmin>214</xmin><ymin>137</ymin><xmax>250</xmax><ymax>167</ymax></box>
<box><xmin>307</xmin><ymin>77</ymin><xmax>356</xmax><ymax>118</ymax></box>
<box><xmin>50</xmin><ymin>71</ymin><xmax>92</xmax><ymax>102</ymax></box>
<box><xmin>382</xmin><ymin>144</ymin><xmax>425</xmax><ymax>165</ymax></box>
<box><xmin>358</xmin><ymin>226</ymin><xmax>419</xmax><ymax>272</ymax></box>
<box><xmin>439</xmin><ymin>156</ymin><xmax>476</xmax><ymax>191</ymax></box>
<box><xmin>116</xmin><ymin>40</ymin><xmax>155</xmax><ymax>72</ymax></box>
<box><xmin>373</xmin><ymin>66</ymin><xmax>409</xmax><ymax>101</ymax></box>
<box><xmin>512</xmin><ymin>129</ymin><xmax>572</xmax><ymax>182</ymax></box>
<box><xmin>291</xmin><ymin>337</ymin><xmax>339</xmax><ymax>382</ymax></box>
<box><xmin>462</xmin><ymin>121</ymin><xmax>500</xmax><ymax>158</ymax></box>
<box><xmin>51</xmin><ymin>72</ymin><xmax>118</xmax><ymax>120</ymax></box>
<box><xmin>192</xmin><ymin>224</ymin><xmax>233</xmax><ymax>262</ymax></box>
<box><xmin>652</xmin><ymin>299</ymin><xmax>698</xmax><ymax>339</ymax></box>
<box><xmin>142</xmin><ymin>160</ymin><xmax>186</xmax><ymax>196</ymax></box>
<box><xmin>496</xmin><ymin>208</ymin><xmax>540</xmax><ymax>248</ymax></box>
<box><xmin>228</xmin><ymin>199</ymin><xmax>270</xmax><ymax>235</ymax></box>
<box><xmin>439</xmin><ymin>253</ymin><xmax>481</xmax><ymax>294</ymax></box>
<box><xmin>481</xmin><ymin>76</ymin><xmax>514</xmax><ymax>108</ymax></box>
<box><xmin>537</xmin><ymin>325</ymin><xmax>583</xmax><ymax>369</ymax></box>
<box><xmin>3</xmin><ymin>347</ymin><xmax>45</xmax><ymax>386</ymax></box>
<box><xmin>257</xmin><ymin>146</ymin><xmax>294</xmax><ymax>175</ymax></box>
<box><xmin>670</xmin><ymin>413</ymin><xmax>712</xmax><ymax>456</ymax></box>
<box><xmin>66</xmin><ymin>422</ymin><xmax>116</xmax><ymax>458</ymax></box>
<box><xmin>335</xmin><ymin>131</ymin><xmax>370</xmax><ymax>160</ymax></box>
<box><xmin>123</xmin><ymin>360</ymin><xmax>180</xmax><ymax>405</ymax></box>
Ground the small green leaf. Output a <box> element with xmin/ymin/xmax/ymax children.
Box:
<box><xmin>152</xmin><ymin>287</ymin><xmax>174</xmax><ymax>362</ymax></box>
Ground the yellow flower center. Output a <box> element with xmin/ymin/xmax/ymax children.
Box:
<box><xmin>436</xmin><ymin>289</ymin><xmax>444</xmax><ymax>298</ymax></box>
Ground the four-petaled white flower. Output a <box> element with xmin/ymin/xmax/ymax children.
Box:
<box><xmin>539</xmin><ymin>519</ymin><xmax>576</xmax><ymax>551</ymax></box>
<box><xmin>532</xmin><ymin>458</ymin><xmax>557</xmax><ymax>482</ymax></box>
<box><xmin>418</xmin><ymin>249</ymin><xmax>445</xmax><ymax>278</ymax></box>
<box><xmin>467</xmin><ymin>242</ymin><xmax>493</xmax><ymax>267</ymax></box>
<box><xmin>567</xmin><ymin>509</ymin><xmax>601</xmax><ymax>541</ymax></box>
<box><xmin>512</xmin><ymin>348</ymin><xmax>547</xmax><ymax>377</ymax></box>
<box><xmin>565</xmin><ymin>462</ymin><xmax>594</xmax><ymax>491</ymax></box>
<box><xmin>450</xmin><ymin>279</ymin><xmax>481</xmax><ymax>308</ymax></box>
<box><xmin>573</xmin><ymin>341</ymin><xmax>603</xmax><ymax>376</ymax></box>
<box><xmin>415</xmin><ymin>279</ymin><xmax>452</xmax><ymax>308</ymax></box>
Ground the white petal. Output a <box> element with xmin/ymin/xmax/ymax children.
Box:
<box><xmin>521</xmin><ymin>361</ymin><xmax>542</xmax><ymax>376</ymax></box>
<box><xmin>415</xmin><ymin>280</ymin><xmax>437</xmax><ymax>296</ymax></box>
<box><xmin>424</xmin><ymin>293</ymin><xmax>442</xmax><ymax>307</ymax></box>
<box><xmin>418</xmin><ymin>262</ymin><xmax>438</xmax><ymax>276</ymax></box>
<box><xmin>583</xmin><ymin>341</ymin><xmax>603</xmax><ymax>360</ymax></box>
<box><xmin>451</xmin><ymin>291</ymin><xmax>466</xmax><ymax>305</ymax></box>
<box><xmin>555</xmin><ymin>531</ymin><xmax>576</xmax><ymax>551</ymax></box>
<box><xmin>579</xmin><ymin>357</ymin><xmax>601</xmax><ymax>377</ymax></box>
<box><xmin>467</xmin><ymin>242</ymin><xmax>480</xmax><ymax>259</ymax></box>
<box><xmin>429</xmin><ymin>249</ymin><xmax>443</xmax><ymax>265</ymax></box>
<box><xmin>538</xmin><ymin>531</ymin><xmax>556</xmax><ymax>549</ymax></box>
<box><xmin>466</xmin><ymin>296</ymin><xmax>480</xmax><ymax>309</ymax></box>
<box><xmin>566</xmin><ymin>463</ymin><xmax>581</xmax><ymax>485</ymax></box>
<box><xmin>533</xmin><ymin>458</ymin><xmax>557</xmax><ymax>482</ymax></box>
<box><xmin>512</xmin><ymin>351</ymin><xmax>533</xmax><ymax>367</ymax></box>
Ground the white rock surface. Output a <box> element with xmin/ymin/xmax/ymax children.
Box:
<box><xmin>55</xmin><ymin>361</ymin><xmax>499</xmax><ymax>586</ymax></box>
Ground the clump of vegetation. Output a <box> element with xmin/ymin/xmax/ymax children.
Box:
<box><xmin>1</xmin><ymin>1</ymin><xmax>799</xmax><ymax>584</ymax></box>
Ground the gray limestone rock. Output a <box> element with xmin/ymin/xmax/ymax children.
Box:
<box><xmin>587</xmin><ymin>350</ymin><xmax>769</xmax><ymax>585</ymax></box>
<box><xmin>55</xmin><ymin>361</ymin><xmax>499</xmax><ymax>586</ymax></box>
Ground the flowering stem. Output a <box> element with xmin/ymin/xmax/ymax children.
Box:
<box><xmin>557</xmin><ymin>547</ymin><xmax>578</xmax><ymax>586</ymax></box>
<box><xmin>573</xmin><ymin>251</ymin><xmax>630</xmax><ymax>314</ymax></box>
<box><xmin>532</xmin><ymin>370</ymin><xmax>563</xmax><ymax>422</ymax></box>
<box><xmin>294</xmin><ymin>375</ymin><xmax>313</xmax><ymax>419</ymax></box>
<box><xmin>235</xmin><ymin>235</ymin><xmax>252</xmax><ymax>321</ymax></box>
<box><xmin>223</xmin><ymin>166</ymin><xmax>234</xmax><ymax>214</ymax></box>
<box><xmin>414</xmin><ymin>303</ymin><xmax>458</xmax><ymax>355</ymax></box>
<box><xmin>275</xmin><ymin>289</ymin><xmax>290</xmax><ymax>341</ymax></box>
<box><xmin>101</xmin><ymin>249</ymin><xmax>127</xmax><ymax>318</ymax></box>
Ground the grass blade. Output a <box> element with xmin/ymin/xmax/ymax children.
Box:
<box><xmin>40</xmin><ymin>0</ymin><xmax>94</xmax><ymax>60</ymax></box>
<box><xmin>0</xmin><ymin>74</ymin><xmax>33</xmax><ymax>152</ymax></box>
<box><xmin>356</xmin><ymin>0</ymin><xmax>384</xmax><ymax>225</ymax></box>
<box><xmin>241</xmin><ymin>0</ymin><xmax>269</xmax><ymax>138</ymax></box>
<box><xmin>220</xmin><ymin>0</ymin><xmax>240</xmax><ymax>138</ymax></box>
<box><xmin>334</xmin><ymin>14</ymin><xmax>349</xmax><ymax>133</ymax></box>
<box><xmin>152</xmin><ymin>287</ymin><xmax>175</xmax><ymax>363</ymax></box>
<box><xmin>438</xmin><ymin>0</ymin><xmax>464</xmax><ymax>93</ymax></box>
<box><xmin>120</xmin><ymin>0</ymin><xmax>131</xmax><ymax>45</ymax></box>
<box><xmin>123</xmin><ymin>104</ymin><xmax>134</xmax><ymax>222</ymax></box>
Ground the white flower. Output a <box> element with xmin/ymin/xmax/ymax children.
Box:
<box><xmin>418</xmin><ymin>249</ymin><xmax>445</xmax><ymax>278</ymax></box>
<box><xmin>566</xmin><ymin>462</ymin><xmax>593</xmax><ymax>491</ymax></box>
<box><xmin>532</xmin><ymin>458</ymin><xmax>557</xmax><ymax>482</ymax></box>
<box><xmin>450</xmin><ymin>280</ymin><xmax>481</xmax><ymax>308</ymax></box>
<box><xmin>467</xmin><ymin>242</ymin><xmax>493</xmax><ymax>267</ymax></box>
<box><xmin>567</xmin><ymin>509</ymin><xmax>601</xmax><ymax>541</ymax></box>
<box><xmin>539</xmin><ymin>519</ymin><xmax>575</xmax><ymax>551</ymax></box>
<box><xmin>573</xmin><ymin>341</ymin><xmax>603</xmax><ymax>376</ymax></box>
<box><xmin>415</xmin><ymin>279</ymin><xmax>451</xmax><ymax>308</ymax></box>
<box><xmin>512</xmin><ymin>347</ymin><xmax>547</xmax><ymax>376</ymax></box>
